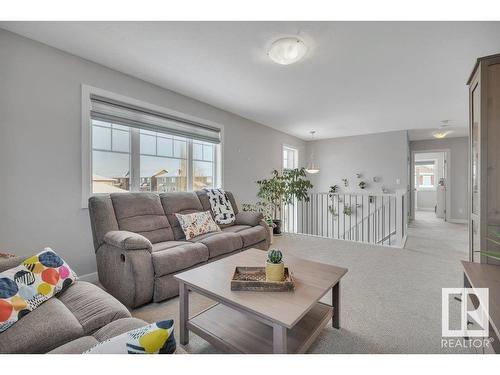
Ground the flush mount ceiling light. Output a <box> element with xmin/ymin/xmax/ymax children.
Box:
<box><xmin>432</xmin><ymin>120</ymin><xmax>453</xmax><ymax>139</ymax></box>
<box><xmin>305</xmin><ymin>131</ymin><xmax>320</xmax><ymax>174</ymax></box>
<box><xmin>268</xmin><ymin>37</ymin><xmax>308</xmax><ymax>65</ymax></box>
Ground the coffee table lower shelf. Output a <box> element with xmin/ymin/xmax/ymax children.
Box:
<box><xmin>187</xmin><ymin>301</ymin><xmax>333</xmax><ymax>354</ymax></box>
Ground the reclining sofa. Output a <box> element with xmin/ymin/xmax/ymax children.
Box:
<box><xmin>0</xmin><ymin>255</ymin><xmax>151</xmax><ymax>354</ymax></box>
<box><xmin>88</xmin><ymin>190</ymin><xmax>270</xmax><ymax>308</ymax></box>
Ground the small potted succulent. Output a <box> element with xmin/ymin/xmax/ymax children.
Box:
<box><xmin>358</xmin><ymin>181</ymin><xmax>367</xmax><ymax>189</ymax></box>
<box><xmin>266</xmin><ymin>249</ymin><xmax>284</xmax><ymax>282</ymax></box>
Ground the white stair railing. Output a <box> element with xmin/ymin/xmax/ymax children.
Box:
<box><xmin>282</xmin><ymin>190</ymin><xmax>408</xmax><ymax>247</ymax></box>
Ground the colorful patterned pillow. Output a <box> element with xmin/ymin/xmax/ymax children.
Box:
<box><xmin>0</xmin><ymin>248</ymin><xmax>77</xmax><ymax>333</ymax></box>
<box><xmin>85</xmin><ymin>320</ymin><xmax>176</xmax><ymax>354</ymax></box>
<box><xmin>175</xmin><ymin>211</ymin><xmax>221</xmax><ymax>240</ymax></box>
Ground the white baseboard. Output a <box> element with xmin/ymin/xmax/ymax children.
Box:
<box><xmin>78</xmin><ymin>271</ymin><xmax>98</xmax><ymax>284</ymax></box>
<box><xmin>447</xmin><ymin>219</ymin><xmax>467</xmax><ymax>224</ymax></box>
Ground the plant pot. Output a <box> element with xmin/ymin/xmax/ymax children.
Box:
<box><xmin>265</xmin><ymin>261</ymin><xmax>284</xmax><ymax>282</ymax></box>
<box><xmin>273</xmin><ymin>219</ymin><xmax>282</xmax><ymax>235</ymax></box>
<box><xmin>268</xmin><ymin>226</ymin><xmax>274</xmax><ymax>244</ymax></box>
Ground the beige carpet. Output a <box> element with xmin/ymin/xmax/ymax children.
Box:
<box><xmin>132</xmin><ymin>211</ymin><xmax>472</xmax><ymax>354</ymax></box>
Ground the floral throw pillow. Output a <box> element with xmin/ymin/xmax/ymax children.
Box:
<box><xmin>85</xmin><ymin>320</ymin><xmax>176</xmax><ymax>354</ymax></box>
<box><xmin>0</xmin><ymin>248</ymin><xmax>77</xmax><ymax>333</ymax></box>
<box><xmin>175</xmin><ymin>211</ymin><xmax>221</xmax><ymax>240</ymax></box>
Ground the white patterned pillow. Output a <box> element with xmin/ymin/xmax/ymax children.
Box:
<box><xmin>85</xmin><ymin>320</ymin><xmax>176</xmax><ymax>354</ymax></box>
<box><xmin>175</xmin><ymin>211</ymin><xmax>221</xmax><ymax>240</ymax></box>
<box><xmin>0</xmin><ymin>248</ymin><xmax>77</xmax><ymax>333</ymax></box>
<box><xmin>203</xmin><ymin>188</ymin><xmax>236</xmax><ymax>225</ymax></box>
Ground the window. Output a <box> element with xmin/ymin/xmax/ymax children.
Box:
<box><xmin>139</xmin><ymin>130</ymin><xmax>188</xmax><ymax>193</ymax></box>
<box><xmin>415</xmin><ymin>162</ymin><xmax>436</xmax><ymax>190</ymax></box>
<box><xmin>92</xmin><ymin>121</ymin><xmax>131</xmax><ymax>193</ymax></box>
<box><xmin>193</xmin><ymin>141</ymin><xmax>215</xmax><ymax>189</ymax></box>
<box><xmin>85</xmin><ymin>88</ymin><xmax>221</xmax><ymax>201</ymax></box>
<box><xmin>283</xmin><ymin>145</ymin><xmax>298</xmax><ymax>170</ymax></box>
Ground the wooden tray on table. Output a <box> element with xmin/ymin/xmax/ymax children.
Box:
<box><xmin>230</xmin><ymin>266</ymin><xmax>295</xmax><ymax>292</ymax></box>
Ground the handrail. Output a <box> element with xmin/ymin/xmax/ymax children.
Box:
<box><xmin>282</xmin><ymin>190</ymin><xmax>407</xmax><ymax>248</ymax></box>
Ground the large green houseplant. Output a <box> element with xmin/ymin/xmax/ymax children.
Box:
<box><xmin>256</xmin><ymin>168</ymin><xmax>313</xmax><ymax>234</ymax></box>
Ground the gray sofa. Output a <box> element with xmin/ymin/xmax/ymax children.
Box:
<box><xmin>88</xmin><ymin>190</ymin><xmax>270</xmax><ymax>308</ymax></box>
<box><xmin>0</xmin><ymin>256</ymin><xmax>150</xmax><ymax>354</ymax></box>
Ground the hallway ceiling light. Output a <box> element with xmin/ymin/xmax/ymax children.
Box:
<box><xmin>305</xmin><ymin>131</ymin><xmax>320</xmax><ymax>174</ymax></box>
<box><xmin>432</xmin><ymin>120</ymin><xmax>453</xmax><ymax>139</ymax></box>
<box><xmin>268</xmin><ymin>37</ymin><xmax>307</xmax><ymax>65</ymax></box>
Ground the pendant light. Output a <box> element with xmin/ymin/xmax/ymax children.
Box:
<box><xmin>432</xmin><ymin>120</ymin><xmax>453</xmax><ymax>139</ymax></box>
<box><xmin>305</xmin><ymin>131</ymin><xmax>320</xmax><ymax>174</ymax></box>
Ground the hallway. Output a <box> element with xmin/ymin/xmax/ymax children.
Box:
<box><xmin>405</xmin><ymin>211</ymin><xmax>469</xmax><ymax>262</ymax></box>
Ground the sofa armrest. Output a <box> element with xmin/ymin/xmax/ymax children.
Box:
<box><xmin>235</xmin><ymin>211</ymin><xmax>264</xmax><ymax>226</ymax></box>
<box><xmin>103</xmin><ymin>231</ymin><xmax>152</xmax><ymax>252</ymax></box>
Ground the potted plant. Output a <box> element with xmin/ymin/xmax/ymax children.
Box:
<box><xmin>329</xmin><ymin>184</ymin><xmax>339</xmax><ymax>194</ymax></box>
<box><xmin>256</xmin><ymin>168</ymin><xmax>313</xmax><ymax>235</ymax></box>
<box><xmin>266</xmin><ymin>249</ymin><xmax>284</xmax><ymax>282</ymax></box>
<box><xmin>358</xmin><ymin>181</ymin><xmax>367</xmax><ymax>189</ymax></box>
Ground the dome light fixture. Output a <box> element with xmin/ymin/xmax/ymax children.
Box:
<box><xmin>268</xmin><ymin>37</ymin><xmax>308</xmax><ymax>65</ymax></box>
<box><xmin>305</xmin><ymin>131</ymin><xmax>320</xmax><ymax>174</ymax></box>
<box><xmin>432</xmin><ymin>120</ymin><xmax>453</xmax><ymax>139</ymax></box>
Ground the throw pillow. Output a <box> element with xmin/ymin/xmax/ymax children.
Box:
<box><xmin>175</xmin><ymin>211</ymin><xmax>221</xmax><ymax>240</ymax></box>
<box><xmin>203</xmin><ymin>188</ymin><xmax>236</xmax><ymax>225</ymax></box>
<box><xmin>0</xmin><ymin>248</ymin><xmax>77</xmax><ymax>333</ymax></box>
<box><xmin>85</xmin><ymin>320</ymin><xmax>176</xmax><ymax>354</ymax></box>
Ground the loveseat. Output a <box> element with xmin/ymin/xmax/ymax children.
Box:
<box><xmin>88</xmin><ymin>190</ymin><xmax>270</xmax><ymax>308</ymax></box>
<box><xmin>0</xmin><ymin>255</ymin><xmax>150</xmax><ymax>354</ymax></box>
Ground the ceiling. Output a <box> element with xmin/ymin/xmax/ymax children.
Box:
<box><xmin>2</xmin><ymin>21</ymin><xmax>500</xmax><ymax>140</ymax></box>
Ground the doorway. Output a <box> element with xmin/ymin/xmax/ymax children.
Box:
<box><xmin>411</xmin><ymin>150</ymin><xmax>450</xmax><ymax>222</ymax></box>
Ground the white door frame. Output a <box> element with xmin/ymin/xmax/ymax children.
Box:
<box><xmin>410</xmin><ymin>149</ymin><xmax>451</xmax><ymax>221</ymax></box>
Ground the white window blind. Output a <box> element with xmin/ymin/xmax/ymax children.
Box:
<box><xmin>90</xmin><ymin>95</ymin><xmax>221</xmax><ymax>144</ymax></box>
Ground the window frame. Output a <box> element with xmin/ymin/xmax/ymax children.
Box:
<box><xmin>415</xmin><ymin>160</ymin><xmax>437</xmax><ymax>191</ymax></box>
<box><xmin>82</xmin><ymin>84</ymin><xmax>224</xmax><ymax>208</ymax></box>
<box><xmin>282</xmin><ymin>144</ymin><xmax>299</xmax><ymax>170</ymax></box>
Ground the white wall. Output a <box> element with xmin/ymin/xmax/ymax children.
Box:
<box><xmin>305</xmin><ymin>130</ymin><xmax>409</xmax><ymax>194</ymax></box>
<box><xmin>0</xmin><ymin>30</ymin><xmax>305</xmax><ymax>276</ymax></box>
<box><xmin>410</xmin><ymin>137</ymin><xmax>468</xmax><ymax>222</ymax></box>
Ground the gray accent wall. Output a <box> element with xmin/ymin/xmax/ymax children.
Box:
<box><xmin>410</xmin><ymin>137</ymin><xmax>468</xmax><ymax>222</ymax></box>
<box><xmin>0</xmin><ymin>30</ymin><xmax>305</xmax><ymax>276</ymax></box>
<box><xmin>305</xmin><ymin>130</ymin><xmax>410</xmax><ymax>194</ymax></box>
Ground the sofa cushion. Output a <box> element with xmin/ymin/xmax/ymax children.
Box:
<box><xmin>189</xmin><ymin>232</ymin><xmax>243</xmax><ymax>258</ymax></box>
<box><xmin>196</xmin><ymin>190</ymin><xmax>239</xmax><ymax>229</ymax></box>
<box><xmin>0</xmin><ymin>297</ymin><xmax>84</xmax><ymax>353</ymax></box>
<box><xmin>151</xmin><ymin>241</ymin><xmax>191</xmax><ymax>253</ymax></box>
<box><xmin>0</xmin><ymin>248</ymin><xmax>77</xmax><ymax>334</ymax></box>
<box><xmin>111</xmin><ymin>193</ymin><xmax>174</xmax><ymax>244</ymax></box>
<box><xmin>85</xmin><ymin>320</ymin><xmax>176</xmax><ymax>354</ymax></box>
<box><xmin>48</xmin><ymin>336</ymin><xmax>99</xmax><ymax>354</ymax></box>
<box><xmin>175</xmin><ymin>211</ymin><xmax>221</xmax><ymax>240</ymax></box>
<box><xmin>236</xmin><ymin>226</ymin><xmax>268</xmax><ymax>247</ymax></box>
<box><xmin>57</xmin><ymin>281</ymin><xmax>130</xmax><ymax>335</ymax></box>
<box><xmin>160</xmin><ymin>192</ymin><xmax>205</xmax><ymax>240</ymax></box>
<box><xmin>196</xmin><ymin>190</ymin><xmax>239</xmax><ymax>215</ymax></box>
<box><xmin>93</xmin><ymin>317</ymin><xmax>149</xmax><ymax>342</ymax></box>
<box><xmin>152</xmin><ymin>242</ymin><xmax>209</xmax><ymax>276</ymax></box>
<box><xmin>221</xmin><ymin>225</ymin><xmax>252</xmax><ymax>233</ymax></box>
